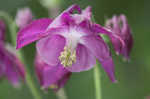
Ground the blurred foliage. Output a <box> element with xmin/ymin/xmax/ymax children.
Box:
<box><xmin>0</xmin><ymin>0</ymin><xmax>150</xmax><ymax>99</ymax></box>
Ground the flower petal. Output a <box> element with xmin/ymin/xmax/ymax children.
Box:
<box><xmin>0</xmin><ymin>44</ymin><xmax>6</xmax><ymax>77</ymax></box>
<box><xmin>4</xmin><ymin>47</ymin><xmax>25</xmax><ymax>86</ymax></box>
<box><xmin>119</xmin><ymin>14</ymin><xmax>133</xmax><ymax>59</ymax></box>
<box><xmin>0</xmin><ymin>20</ymin><xmax>5</xmax><ymax>42</ymax></box>
<box><xmin>92</xmin><ymin>23</ymin><xmax>125</xmax><ymax>54</ymax></box>
<box><xmin>66</xmin><ymin>44</ymin><xmax>96</xmax><ymax>72</ymax></box>
<box><xmin>5</xmin><ymin>56</ymin><xmax>20</xmax><ymax>86</ymax></box>
<box><xmin>36</xmin><ymin>35</ymin><xmax>66</xmax><ymax>66</ymax></box>
<box><xmin>16</xmin><ymin>18</ymin><xmax>52</xmax><ymax>49</ymax></box>
<box><xmin>35</xmin><ymin>54</ymin><xmax>71</xmax><ymax>91</ymax></box>
<box><xmin>42</xmin><ymin>65</ymin><xmax>71</xmax><ymax>90</ymax></box>
<box><xmin>81</xmin><ymin>35</ymin><xmax>116</xmax><ymax>82</ymax></box>
<box><xmin>47</xmin><ymin>5</ymin><xmax>81</xmax><ymax>29</ymax></box>
<box><xmin>81</xmin><ymin>6</ymin><xmax>92</xmax><ymax>20</ymax></box>
<box><xmin>65</xmin><ymin>4</ymin><xmax>81</xmax><ymax>14</ymax></box>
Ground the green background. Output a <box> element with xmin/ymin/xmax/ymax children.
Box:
<box><xmin>0</xmin><ymin>0</ymin><xmax>150</xmax><ymax>99</ymax></box>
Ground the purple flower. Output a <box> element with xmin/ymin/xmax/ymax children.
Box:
<box><xmin>0</xmin><ymin>20</ymin><xmax>25</xmax><ymax>87</ymax></box>
<box><xmin>35</xmin><ymin>54</ymin><xmax>71</xmax><ymax>91</ymax></box>
<box><xmin>15</xmin><ymin>7</ymin><xmax>33</xmax><ymax>29</ymax></box>
<box><xmin>105</xmin><ymin>14</ymin><xmax>133</xmax><ymax>60</ymax></box>
<box><xmin>0</xmin><ymin>20</ymin><xmax>5</xmax><ymax>41</ymax></box>
<box><xmin>16</xmin><ymin>4</ymin><xmax>121</xmax><ymax>82</ymax></box>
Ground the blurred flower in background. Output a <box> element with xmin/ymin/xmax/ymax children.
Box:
<box><xmin>15</xmin><ymin>7</ymin><xmax>33</xmax><ymax>29</ymax></box>
<box><xmin>40</xmin><ymin>0</ymin><xmax>61</xmax><ymax>17</ymax></box>
<box><xmin>105</xmin><ymin>14</ymin><xmax>133</xmax><ymax>60</ymax></box>
<box><xmin>0</xmin><ymin>20</ymin><xmax>25</xmax><ymax>87</ymax></box>
<box><xmin>0</xmin><ymin>20</ymin><xmax>5</xmax><ymax>41</ymax></box>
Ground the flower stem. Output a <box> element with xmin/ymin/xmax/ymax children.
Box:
<box><xmin>17</xmin><ymin>52</ymin><xmax>42</xmax><ymax>99</ymax></box>
<box><xmin>56</xmin><ymin>88</ymin><xmax>68</xmax><ymax>99</ymax></box>
<box><xmin>94</xmin><ymin>61</ymin><xmax>102</xmax><ymax>99</ymax></box>
<box><xmin>0</xmin><ymin>11</ymin><xmax>42</xmax><ymax>99</ymax></box>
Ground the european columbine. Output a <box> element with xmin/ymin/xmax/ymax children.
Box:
<box><xmin>35</xmin><ymin>54</ymin><xmax>71</xmax><ymax>91</ymax></box>
<box><xmin>16</xmin><ymin>4</ymin><xmax>123</xmax><ymax>82</ymax></box>
<box><xmin>15</xmin><ymin>7</ymin><xmax>33</xmax><ymax>29</ymax></box>
<box><xmin>105</xmin><ymin>14</ymin><xmax>133</xmax><ymax>60</ymax></box>
<box><xmin>0</xmin><ymin>20</ymin><xmax>5</xmax><ymax>41</ymax></box>
<box><xmin>0</xmin><ymin>20</ymin><xmax>25</xmax><ymax>86</ymax></box>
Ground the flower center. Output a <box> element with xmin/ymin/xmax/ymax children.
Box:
<box><xmin>59</xmin><ymin>28</ymin><xmax>86</xmax><ymax>67</ymax></box>
<box><xmin>59</xmin><ymin>46</ymin><xmax>76</xmax><ymax>67</ymax></box>
<box><xmin>49</xmin><ymin>84</ymin><xmax>58</xmax><ymax>89</ymax></box>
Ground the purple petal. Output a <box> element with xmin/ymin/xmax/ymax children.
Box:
<box><xmin>42</xmin><ymin>65</ymin><xmax>71</xmax><ymax>90</ymax></box>
<box><xmin>101</xmin><ymin>58</ymin><xmax>117</xmax><ymax>83</ymax></box>
<box><xmin>81</xmin><ymin>35</ymin><xmax>116</xmax><ymax>82</ymax></box>
<box><xmin>47</xmin><ymin>4</ymin><xmax>81</xmax><ymax>29</ymax></box>
<box><xmin>0</xmin><ymin>63</ymin><xmax>5</xmax><ymax>78</ymax></box>
<box><xmin>65</xmin><ymin>4</ymin><xmax>81</xmax><ymax>14</ymax></box>
<box><xmin>92</xmin><ymin>23</ymin><xmax>125</xmax><ymax>54</ymax></box>
<box><xmin>60</xmin><ymin>12</ymin><xmax>76</xmax><ymax>26</ymax></box>
<box><xmin>111</xmin><ymin>15</ymin><xmax>122</xmax><ymax>34</ymax></box>
<box><xmin>53</xmin><ymin>71</ymin><xmax>71</xmax><ymax>91</ymax></box>
<box><xmin>76</xmin><ymin>20</ymin><xmax>93</xmax><ymax>35</ymax></box>
<box><xmin>5</xmin><ymin>56</ymin><xmax>20</xmax><ymax>86</ymax></box>
<box><xmin>66</xmin><ymin>44</ymin><xmax>96</xmax><ymax>72</ymax></box>
<box><xmin>13</xmin><ymin>55</ymin><xmax>25</xmax><ymax>79</ymax></box>
<box><xmin>36</xmin><ymin>35</ymin><xmax>66</xmax><ymax>66</ymax></box>
<box><xmin>35</xmin><ymin>55</ymin><xmax>71</xmax><ymax>90</ymax></box>
<box><xmin>17</xmin><ymin>18</ymin><xmax>52</xmax><ymax>49</ymax></box>
<box><xmin>0</xmin><ymin>43</ymin><xmax>6</xmax><ymax>77</ymax></box>
<box><xmin>119</xmin><ymin>15</ymin><xmax>133</xmax><ymax>59</ymax></box>
<box><xmin>35</xmin><ymin>55</ymin><xmax>46</xmax><ymax>85</ymax></box>
<box><xmin>5</xmin><ymin>49</ymin><xmax>25</xmax><ymax>86</ymax></box>
<box><xmin>0</xmin><ymin>42</ymin><xmax>25</xmax><ymax>86</ymax></box>
<box><xmin>0</xmin><ymin>20</ymin><xmax>5</xmax><ymax>42</ymax></box>
<box><xmin>81</xmin><ymin>6</ymin><xmax>92</xmax><ymax>20</ymax></box>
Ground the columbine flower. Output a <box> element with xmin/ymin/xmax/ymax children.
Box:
<box><xmin>15</xmin><ymin>7</ymin><xmax>33</xmax><ymax>29</ymax></box>
<box><xmin>16</xmin><ymin>4</ymin><xmax>123</xmax><ymax>82</ymax></box>
<box><xmin>0</xmin><ymin>20</ymin><xmax>5</xmax><ymax>41</ymax></box>
<box><xmin>0</xmin><ymin>20</ymin><xmax>25</xmax><ymax>87</ymax></box>
<box><xmin>105</xmin><ymin>14</ymin><xmax>133</xmax><ymax>60</ymax></box>
<box><xmin>35</xmin><ymin>54</ymin><xmax>71</xmax><ymax>91</ymax></box>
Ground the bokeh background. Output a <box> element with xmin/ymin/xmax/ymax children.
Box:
<box><xmin>0</xmin><ymin>0</ymin><xmax>150</xmax><ymax>99</ymax></box>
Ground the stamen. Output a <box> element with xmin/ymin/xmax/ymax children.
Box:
<box><xmin>59</xmin><ymin>46</ymin><xmax>76</xmax><ymax>67</ymax></box>
<box><xmin>49</xmin><ymin>84</ymin><xmax>58</xmax><ymax>89</ymax></box>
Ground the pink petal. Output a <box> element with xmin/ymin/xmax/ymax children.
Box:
<box><xmin>5</xmin><ymin>56</ymin><xmax>20</xmax><ymax>86</ymax></box>
<box><xmin>4</xmin><ymin>49</ymin><xmax>25</xmax><ymax>86</ymax></box>
<box><xmin>65</xmin><ymin>4</ymin><xmax>81</xmax><ymax>14</ymax></box>
<box><xmin>17</xmin><ymin>18</ymin><xmax>52</xmax><ymax>49</ymax></box>
<box><xmin>0</xmin><ymin>20</ymin><xmax>5</xmax><ymax>42</ymax></box>
<box><xmin>82</xmin><ymin>6</ymin><xmax>92</xmax><ymax>20</ymax></box>
<box><xmin>81</xmin><ymin>35</ymin><xmax>116</xmax><ymax>82</ymax></box>
<box><xmin>42</xmin><ymin>64</ymin><xmax>71</xmax><ymax>90</ymax></box>
<box><xmin>66</xmin><ymin>44</ymin><xmax>96</xmax><ymax>72</ymax></box>
<box><xmin>36</xmin><ymin>35</ymin><xmax>66</xmax><ymax>66</ymax></box>
<box><xmin>92</xmin><ymin>23</ymin><xmax>125</xmax><ymax>54</ymax></box>
<box><xmin>35</xmin><ymin>54</ymin><xmax>71</xmax><ymax>91</ymax></box>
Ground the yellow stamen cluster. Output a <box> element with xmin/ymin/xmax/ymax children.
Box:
<box><xmin>59</xmin><ymin>46</ymin><xmax>76</xmax><ymax>67</ymax></box>
<box><xmin>49</xmin><ymin>84</ymin><xmax>58</xmax><ymax>89</ymax></box>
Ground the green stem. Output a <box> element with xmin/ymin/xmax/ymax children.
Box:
<box><xmin>94</xmin><ymin>61</ymin><xmax>102</xmax><ymax>99</ymax></box>
<box><xmin>0</xmin><ymin>11</ymin><xmax>42</xmax><ymax>99</ymax></box>
<box><xmin>56</xmin><ymin>88</ymin><xmax>68</xmax><ymax>99</ymax></box>
<box><xmin>17</xmin><ymin>51</ymin><xmax>42</xmax><ymax>99</ymax></box>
